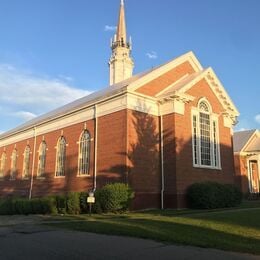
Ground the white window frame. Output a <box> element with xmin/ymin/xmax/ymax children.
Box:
<box><xmin>0</xmin><ymin>152</ymin><xmax>6</xmax><ymax>179</ymax></box>
<box><xmin>78</xmin><ymin>130</ymin><xmax>91</xmax><ymax>176</ymax></box>
<box><xmin>191</xmin><ymin>98</ymin><xmax>221</xmax><ymax>169</ymax></box>
<box><xmin>22</xmin><ymin>145</ymin><xmax>30</xmax><ymax>179</ymax></box>
<box><xmin>55</xmin><ymin>136</ymin><xmax>66</xmax><ymax>178</ymax></box>
<box><xmin>37</xmin><ymin>141</ymin><xmax>47</xmax><ymax>178</ymax></box>
<box><xmin>10</xmin><ymin>149</ymin><xmax>17</xmax><ymax>180</ymax></box>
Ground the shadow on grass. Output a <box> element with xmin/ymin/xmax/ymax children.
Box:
<box><xmin>46</xmin><ymin>211</ymin><xmax>260</xmax><ymax>255</ymax></box>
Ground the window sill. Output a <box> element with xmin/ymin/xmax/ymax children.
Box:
<box><xmin>77</xmin><ymin>174</ymin><xmax>91</xmax><ymax>178</ymax></box>
<box><xmin>9</xmin><ymin>178</ymin><xmax>16</xmax><ymax>181</ymax></box>
<box><xmin>22</xmin><ymin>177</ymin><xmax>30</xmax><ymax>180</ymax></box>
<box><xmin>36</xmin><ymin>176</ymin><xmax>46</xmax><ymax>180</ymax></box>
<box><xmin>54</xmin><ymin>176</ymin><xmax>66</xmax><ymax>179</ymax></box>
<box><xmin>193</xmin><ymin>164</ymin><xmax>222</xmax><ymax>171</ymax></box>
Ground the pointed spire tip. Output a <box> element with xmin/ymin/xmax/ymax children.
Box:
<box><xmin>121</xmin><ymin>0</ymin><xmax>124</xmax><ymax>6</ymax></box>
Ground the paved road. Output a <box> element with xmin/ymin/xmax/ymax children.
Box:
<box><xmin>0</xmin><ymin>216</ymin><xmax>258</xmax><ymax>260</ymax></box>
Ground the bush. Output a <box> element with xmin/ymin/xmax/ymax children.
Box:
<box><xmin>187</xmin><ymin>182</ymin><xmax>242</xmax><ymax>209</ymax></box>
<box><xmin>97</xmin><ymin>183</ymin><xmax>134</xmax><ymax>213</ymax></box>
<box><xmin>66</xmin><ymin>192</ymin><xmax>80</xmax><ymax>214</ymax></box>
<box><xmin>41</xmin><ymin>197</ymin><xmax>58</xmax><ymax>214</ymax></box>
<box><xmin>56</xmin><ymin>195</ymin><xmax>67</xmax><ymax>214</ymax></box>
<box><xmin>0</xmin><ymin>198</ymin><xmax>16</xmax><ymax>215</ymax></box>
<box><xmin>15</xmin><ymin>199</ymin><xmax>32</xmax><ymax>215</ymax></box>
<box><xmin>0</xmin><ymin>196</ymin><xmax>58</xmax><ymax>215</ymax></box>
<box><xmin>79</xmin><ymin>192</ymin><xmax>88</xmax><ymax>213</ymax></box>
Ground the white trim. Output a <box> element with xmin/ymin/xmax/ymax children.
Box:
<box><xmin>77</xmin><ymin>130</ymin><xmax>91</xmax><ymax>177</ymax></box>
<box><xmin>179</xmin><ymin>68</ymin><xmax>239</xmax><ymax>121</ymax></box>
<box><xmin>54</xmin><ymin>136</ymin><xmax>66</xmax><ymax>177</ymax></box>
<box><xmin>155</xmin><ymin>74</ymin><xmax>189</xmax><ymax>97</ymax></box>
<box><xmin>22</xmin><ymin>145</ymin><xmax>30</xmax><ymax>179</ymax></box>
<box><xmin>242</xmin><ymin>130</ymin><xmax>258</xmax><ymax>152</ymax></box>
<box><xmin>36</xmin><ymin>141</ymin><xmax>47</xmax><ymax>178</ymax></box>
<box><xmin>129</xmin><ymin>51</ymin><xmax>203</xmax><ymax>92</ymax></box>
<box><xmin>191</xmin><ymin>102</ymin><xmax>221</xmax><ymax>170</ymax></box>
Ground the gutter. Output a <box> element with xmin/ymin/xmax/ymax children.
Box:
<box><xmin>93</xmin><ymin>105</ymin><xmax>98</xmax><ymax>191</ymax></box>
<box><xmin>29</xmin><ymin>126</ymin><xmax>37</xmax><ymax>199</ymax></box>
<box><xmin>159</xmin><ymin>103</ymin><xmax>165</xmax><ymax>209</ymax></box>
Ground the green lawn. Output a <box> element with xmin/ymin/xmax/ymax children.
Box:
<box><xmin>45</xmin><ymin>203</ymin><xmax>260</xmax><ymax>255</ymax></box>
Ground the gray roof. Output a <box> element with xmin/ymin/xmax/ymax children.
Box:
<box><xmin>233</xmin><ymin>129</ymin><xmax>257</xmax><ymax>152</ymax></box>
<box><xmin>0</xmin><ymin>70</ymin><xmax>151</xmax><ymax>139</ymax></box>
<box><xmin>245</xmin><ymin>135</ymin><xmax>260</xmax><ymax>152</ymax></box>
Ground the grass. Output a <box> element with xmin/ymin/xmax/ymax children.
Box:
<box><xmin>45</xmin><ymin>201</ymin><xmax>260</xmax><ymax>255</ymax></box>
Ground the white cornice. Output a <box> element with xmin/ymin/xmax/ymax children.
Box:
<box><xmin>128</xmin><ymin>51</ymin><xmax>203</xmax><ymax>92</ymax></box>
<box><xmin>176</xmin><ymin>67</ymin><xmax>239</xmax><ymax>124</ymax></box>
<box><xmin>241</xmin><ymin>130</ymin><xmax>258</xmax><ymax>152</ymax></box>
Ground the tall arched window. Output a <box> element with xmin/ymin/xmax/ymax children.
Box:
<box><xmin>37</xmin><ymin>141</ymin><xmax>47</xmax><ymax>177</ymax></box>
<box><xmin>0</xmin><ymin>152</ymin><xmax>6</xmax><ymax>179</ymax></box>
<box><xmin>23</xmin><ymin>145</ymin><xmax>30</xmax><ymax>179</ymax></box>
<box><xmin>10</xmin><ymin>149</ymin><xmax>17</xmax><ymax>180</ymax></box>
<box><xmin>78</xmin><ymin>130</ymin><xmax>90</xmax><ymax>175</ymax></box>
<box><xmin>192</xmin><ymin>99</ymin><xmax>220</xmax><ymax>168</ymax></box>
<box><xmin>55</xmin><ymin>136</ymin><xmax>66</xmax><ymax>177</ymax></box>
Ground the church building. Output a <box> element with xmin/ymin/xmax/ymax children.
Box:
<box><xmin>0</xmin><ymin>1</ymin><xmax>239</xmax><ymax>208</ymax></box>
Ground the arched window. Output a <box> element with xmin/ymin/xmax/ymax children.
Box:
<box><xmin>78</xmin><ymin>130</ymin><xmax>91</xmax><ymax>175</ymax></box>
<box><xmin>0</xmin><ymin>152</ymin><xmax>6</xmax><ymax>179</ymax></box>
<box><xmin>192</xmin><ymin>99</ymin><xmax>220</xmax><ymax>168</ymax></box>
<box><xmin>23</xmin><ymin>145</ymin><xmax>30</xmax><ymax>179</ymax></box>
<box><xmin>55</xmin><ymin>136</ymin><xmax>66</xmax><ymax>177</ymax></box>
<box><xmin>37</xmin><ymin>141</ymin><xmax>47</xmax><ymax>177</ymax></box>
<box><xmin>10</xmin><ymin>149</ymin><xmax>17</xmax><ymax>180</ymax></box>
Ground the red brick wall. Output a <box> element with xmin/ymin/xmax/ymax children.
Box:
<box><xmin>163</xmin><ymin>78</ymin><xmax>235</xmax><ymax>208</ymax></box>
<box><xmin>234</xmin><ymin>154</ymin><xmax>250</xmax><ymax>193</ymax></box>
<box><xmin>0</xmin><ymin>137</ymin><xmax>35</xmax><ymax>197</ymax></box>
<box><xmin>127</xmin><ymin>109</ymin><xmax>161</xmax><ymax>209</ymax></box>
<box><xmin>136</xmin><ymin>61</ymin><xmax>195</xmax><ymax>97</ymax></box>
<box><xmin>96</xmin><ymin>110</ymin><xmax>127</xmax><ymax>187</ymax></box>
<box><xmin>0</xmin><ymin>110</ymin><xmax>128</xmax><ymax>198</ymax></box>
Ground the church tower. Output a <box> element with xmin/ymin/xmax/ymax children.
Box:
<box><xmin>109</xmin><ymin>0</ymin><xmax>134</xmax><ymax>85</ymax></box>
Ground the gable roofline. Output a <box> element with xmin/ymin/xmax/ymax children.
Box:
<box><xmin>174</xmin><ymin>67</ymin><xmax>239</xmax><ymax>118</ymax></box>
<box><xmin>242</xmin><ymin>129</ymin><xmax>259</xmax><ymax>152</ymax></box>
<box><xmin>127</xmin><ymin>51</ymin><xmax>203</xmax><ymax>92</ymax></box>
<box><xmin>233</xmin><ymin>129</ymin><xmax>258</xmax><ymax>152</ymax></box>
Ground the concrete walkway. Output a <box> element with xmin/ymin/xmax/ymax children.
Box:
<box><xmin>0</xmin><ymin>215</ymin><xmax>258</xmax><ymax>260</ymax></box>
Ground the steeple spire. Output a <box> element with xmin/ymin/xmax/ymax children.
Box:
<box><xmin>109</xmin><ymin>0</ymin><xmax>134</xmax><ymax>86</ymax></box>
<box><xmin>116</xmin><ymin>0</ymin><xmax>127</xmax><ymax>43</ymax></box>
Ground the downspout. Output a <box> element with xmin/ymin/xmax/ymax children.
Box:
<box><xmin>93</xmin><ymin>105</ymin><xmax>98</xmax><ymax>191</ymax></box>
<box><xmin>29</xmin><ymin>126</ymin><xmax>37</xmax><ymax>199</ymax></box>
<box><xmin>159</xmin><ymin>103</ymin><xmax>165</xmax><ymax>210</ymax></box>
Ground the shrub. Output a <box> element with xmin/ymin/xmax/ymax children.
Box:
<box><xmin>97</xmin><ymin>183</ymin><xmax>134</xmax><ymax>213</ymax></box>
<box><xmin>0</xmin><ymin>198</ymin><xmax>16</xmax><ymax>215</ymax></box>
<box><xmin>40</xmin><ymin>197</ymin><xmax>58</xmax><ymax>214</ymax></box>
<box><xmin>66</xmin><ymin>192</ymin><xmax>80</xmax><ymax>214</ymax></box>
<box><xmin>187</xmin><ymin>182</ymin><xmax>242</xmax><ymax>209</ymax></box>
<box><xmin>56</xmin><ymin>195</ymin><xmax>67</xmax><ymax>214</ymax></box>
<box><xmin>15</xmin><ymin>199</ymin><xmax>32</xmax><ymax>215</ymax></box>
<box><xmin>79</xmin><ymin>192</ymin><xmax>88</xmax><ymax>213</ymax></box>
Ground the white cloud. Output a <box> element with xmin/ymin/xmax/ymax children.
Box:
<box><xmin>237</xmin><ymin>127</ymin><xmax>249</xmax><ymax>131</ymax></box>
<box><xmin>104</xmin><ymin>25</ymin><xmax>117</xmax><ymax>32</ymax></box>
<box><xmin>11</xmin><ymin>111</ymin><xmax>37</xmax><ymax>121</ymax></box>
<box><xmin>146</xmin><ymin>51</ymin><xmax>158</xmax><ymax>59</ymax></box>
<box><xmin>255</xmin><ymin>114</ymin><xmax>260</xmax><ymax>124</ymax></box>
<box><xmin>0</xmin><ymin>64</ymin><xmax>91</xmax><ymax>129</ymax></box>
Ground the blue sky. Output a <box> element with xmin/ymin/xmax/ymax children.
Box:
<box><xmin>0</xmin><ymin>0</ymin><xmax>259</xmax><ymax>133</ymax></box>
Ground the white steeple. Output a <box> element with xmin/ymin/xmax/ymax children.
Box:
<box><xmin>109</xmin><ymin>0</ymin><xmax>134</xmax><ymax>86</ymax></box>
